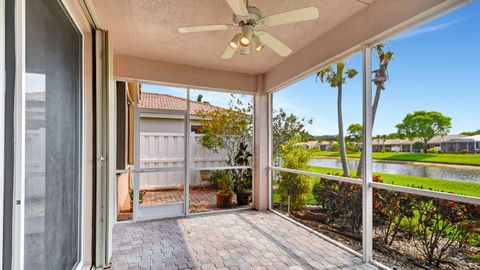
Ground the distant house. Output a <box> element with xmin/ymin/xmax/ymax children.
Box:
<box><xmin>139</xmin><ymin>92</ymin><xmax>222</xmax><ymax>133</ymax></box>
<box><xmin>426</xmin><ymin>134</ymin><xmax>467</xmax><ymax>150</ymax></box>
<box><xmin>372</xmin><ymin>134</ymin><xmax>479</xmax><ymax>153</ymax></box>
<box><xmin>297</xmin><ymin>141</ymin><xmax>319</xmax><ymax>149</ymax></box>
<box><xmin>372</xmin><ymin>138</ymin><xmax>417</xmax><ymax>152</ymax></box>
<box><xmin>441</xmin><ymin>135</ymin><xmax>480</xmax><ymax>154</ymax></box>
<box><xmin>319</xmin><ymin>141</ymin><xmax>335</xmax><ymax>151</ymax></box>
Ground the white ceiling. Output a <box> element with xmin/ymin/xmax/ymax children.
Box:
<box><xmin>92</xmin><ymin>0</ymin><xmax>376</xmax><ymax>74</ymax></box>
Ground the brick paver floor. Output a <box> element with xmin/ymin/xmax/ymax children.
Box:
<box><xmin>111</xmin><ymin>210</ymin><xmax>378</xmax><ymax>270</ymax></box>
<box><xmin>144</xmin><ymin>188</ymin><xmax>241</xmax><ymax>212</ymax></box>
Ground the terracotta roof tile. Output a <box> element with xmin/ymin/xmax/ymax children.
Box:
<box><xmin>139</xmin><ymin>92</ymin><xmax>223</xmax><ymax>114</ymax></box>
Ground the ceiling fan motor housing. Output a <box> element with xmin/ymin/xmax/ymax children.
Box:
<box><xmin>233</xmin><ymin>6</ymin><xmax>262</xmax><ymax>26</ymax></box>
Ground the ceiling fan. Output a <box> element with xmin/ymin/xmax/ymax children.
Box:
<box><xmin>177</xmin><ymin>0</ymin><xmax>319</xmax><ymax>59</ymax></box>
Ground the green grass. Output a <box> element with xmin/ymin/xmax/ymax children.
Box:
<box><xmin>273</xmin><ymin>166</ymin><xmax>480</xmax><ymax>205</ymax></box>
<box><xmin>313</xmin><ymin>151</ymin><xmax>480</xmax><ymax>166</ymax></box>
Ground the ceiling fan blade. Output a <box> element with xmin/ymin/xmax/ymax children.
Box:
<box><xmin>226</xmin><ymin>0</ymin><xmax>249</xmax><ymax>17</ymax></box>
<box><xmin>261</xmin><ymin>6</ymin><xmax>319</xmax><ymax>27</ymax></box>
<box><xmin>178</xmin><ymin>24</ymin><xmax>236</xmax><ymax>33</ymax></box>
<box><xmin>256</xmin><ymin>31</ymin><xmax>292</xmax><ymax>57</ymax></box>
<box><xmin>221</xmin><ymin>45</ymin><xmax>237</xmax><ymax>59</ymax></box>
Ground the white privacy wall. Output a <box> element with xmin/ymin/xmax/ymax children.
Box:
<box><xmin>139</xmin><ymin>133</ymin><xmax>227</xmax><ymax>189</ymax></box>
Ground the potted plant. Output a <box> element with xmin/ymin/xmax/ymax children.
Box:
<box><xmin>211</xmin><ymin>170</ymin><xmax>234</xmax><ymax>208</ymax></box>
<box><xmin>232</xmin><ymin>143</ymin><xmax>252</xmax><ymax>206</ymax></box>
<box><xmin>199</xmin><ymin>170</ymin><xmax>212</xmax><ymax>182</ymax></box>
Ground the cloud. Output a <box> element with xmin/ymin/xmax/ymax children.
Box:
<box><xmin>392</xmin><ymin>18</ymin><xmax>467</xmax><ymax>41</ymax></box>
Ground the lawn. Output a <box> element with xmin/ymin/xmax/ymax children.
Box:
<box><xmin>273</xmin><ymin>165</ymin><xmax>480</xmax><ymax>205</ymax></box>
<box><xmin>313</xmin><ymin>151</ymin><xmax>480</xmax><ymax>166</ymax></box>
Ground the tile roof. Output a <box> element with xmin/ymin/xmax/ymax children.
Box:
<box><xmin>139</xmin><ymin>92</ymin><xmax>223</xmax><ymax>114</ymax></box>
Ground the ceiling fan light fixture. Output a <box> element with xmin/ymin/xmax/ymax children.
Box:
<box><xmin>253</xmin><ymin>36</ymin><xmax>263</xmax><ymax>51</ymax></box>
<box><xmin>229</xmin><ymin>33</ymin><xmax>242</xmax><ymax>49</ymax></box>
<box><xmin>239</xmin><ymin>26</ymin><xmax>253</xmax><ymax>47</ymax></box>
<box><xmin>239</xmin><ymin>45</ymin><xmax>250</xmax><ymax>55</ymax></box>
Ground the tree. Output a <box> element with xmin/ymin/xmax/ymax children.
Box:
<box><xmin>198</xmin><ymin>96</ymin><xmax>252</xmax><ymax>166</ymax></box>
<box><xmin>196</xmin><ymin>94</ymin><xmax>210</xmax><ymax>104</ymax></box>
<box><xmin>272</xmin><ymin>108</ymin><xmax>313</xmax><ymax>159</ymax></box>
<box><xmin>396</xmin><ymin>111</ymin><xmax>452</xmax><ymax>152</ymax></box>
<box><xmin>357</xmin><ymin>44</ymin><xmax>394</xmax><ymax>177</ymax></box>
<box><xmin>317</xmin><ymin>62</ymin><xmax>358</xmax><ymax>177</ymax></box>
<box><xmin>347</xmin><ymin>123</ymin><xmax>362</xmax><ymax>151</ymax></box>
<box><xmin>386</xmin><ymin>132</ymin><xmax>399</xmax><ymax>139</ymax></box>
<box><xmin>461</xmin><ymin>129</ymin><xmax>480</xmax><ymax>136</ymax></box>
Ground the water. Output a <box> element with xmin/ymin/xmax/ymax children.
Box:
<box><xmin>309</xmin><ymin>158</ymin><xmax>480</xmax><ymax>183</ymax></box>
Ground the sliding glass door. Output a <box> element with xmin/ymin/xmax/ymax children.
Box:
<box><xmin>22</xmin><ymin>0</ymin><xmax>82</xmax><ymax>269</ymax></box>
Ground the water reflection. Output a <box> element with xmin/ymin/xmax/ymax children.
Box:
<box><xmin>310</xmin><ymin>158</ymin><xmax>480</xmax><ymax>183</ymax></box>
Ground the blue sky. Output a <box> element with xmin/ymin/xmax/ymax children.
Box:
<box><xmin>143</xmin><ymin>1</ymin><xmax>480</xmax><ymax>136</ymax></box>
<box><xmin>274</xmin><ymin>1</ymin><xmax>480</xmax><ymax>136</ymax></box>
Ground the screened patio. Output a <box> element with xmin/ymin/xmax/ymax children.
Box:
<box><xmin>3</xmin><ymin>0</ymin><xmax>480</xmax><ymax>270</ymax></box>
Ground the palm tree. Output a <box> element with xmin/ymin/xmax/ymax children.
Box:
<box><xmin>373</xmin><ymin>134</ymin><xmax>382</xmax><ymax>152</ymax></box>
<box><xmin>357</xmin><ymin>44</ymin><xmax>394</xmax><ymax>177</ymax></box>
<box><xmin>317</xmin><ymin>62</ymin><xmax>358</xmax><ymax>177</ymax></box>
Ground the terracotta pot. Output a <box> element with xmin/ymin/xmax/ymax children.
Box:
<box><xmin>236</xmin><ymin>192</ymin><xmax>251</xmax><ymax>206</ymax></box>
<box><xmin>216</xmin><ymin>193</ymin><xmax>233</xmax><ymax>208</ymax></box>
<box><xmin>199</xmin><ymin>171</ymin><xmax>212</xmax><ymax>181</ymax></box>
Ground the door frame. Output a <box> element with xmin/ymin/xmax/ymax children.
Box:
<box><xmin>116</xmin><ymin>80</ymin><xmax>255</xmax><ymax>222</ymax></box>
<box><xmin>0</xmin><ymin>0</ymin><xmax>6</xmax><ymax>266</ymax></box>
<box><xmin>132</xmin><ymin>88</ymin><xmax>191</xmax><ymax>221</ymax></box>
<box><xmin>11</xmin><ymin>0</ymin><xmax>86</xmax><ymax>269</ymax></box>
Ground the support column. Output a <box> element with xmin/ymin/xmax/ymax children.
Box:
<box><xmin>362</xmin><ymin>45</ymin><xmax>373</xmax><ymax>263</ymax></box>
<box><xmin>253</xmin><ymin>75</ymin><xmax>270</xmax><ymax>210</ymax></box>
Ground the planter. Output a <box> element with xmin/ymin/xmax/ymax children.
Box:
<box><xmin>199</xmin><ymin>170</ymin><xmax>212</xmax><ymax>181</ymax></box>
<box><xmin>236</xmin><ymin>192</ymin><xmax>251</xmax><ymax>206</ymax></box>
<box><xmin>216</xmin><ymin>193</ymin><xmax>233</xmax><ymax>208</ymax></box>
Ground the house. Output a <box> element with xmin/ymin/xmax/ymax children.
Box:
<box><xmin>138</xmin><ymin>92</ymin><xmax>223</xmax><ymax>133</ymax></box>
<box><xmin>297</xmin><ymin>140</ymin><xmax>319</xmax><ymax>149</ymax></box>
<box><xmin>3</xmin><ymin>1</ymin><xmax>478</xmax><ymax>270</ymax></box>
<box><xmin>319</xmin><ymin>141</ymin><xmax>335</xmax><ymax>151</ymax></box>
<box><xmin>372</xmin><ymin>138</ymin><xmax>417</xmax><ymax>152</ymax></box>
<box><xmin>372</xmin><ymin>135</ymin><xmax>474</xmax><ymax>153</ymax></box>
<box><xmin>441</xmin><ymin>135</ymin><xmax>480</xmax><ymax>154</ymax></box>
<box><xmin>427</xmin><ymin>134</ymin><xmax>467</xmax><ymax>151</ymax></box>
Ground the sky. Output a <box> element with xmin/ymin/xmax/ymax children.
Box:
<box><xmin>142</xmin><ymin>1</ymin><xmax>480</xmax><ymax>136</ymax></box>
<box><xmin>274</xmin><ymin>1</ymin><xmax>480</xmax><ymax>136</ymax></box>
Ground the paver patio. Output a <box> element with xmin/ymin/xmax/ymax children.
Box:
<box><xmin>119</xmin><ymin>188</ymin><xmax>247</xmax><ymax>221</ymax></box>
<box><xmin>111</xmin><ymin>210</ymin><xmax>378</xmax><ymax>270</ymax></box>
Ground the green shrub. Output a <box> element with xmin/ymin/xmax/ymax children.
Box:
<box><xmin>312</xmin><ymin>176</ymin><xmax>362</xmax><ymax>232</ymax></box>
<box><xmin>278</xmin><ymin>138</ymin><xmax>315</xmax><ymax>211</ymax></box>
<box><xmin>412</xmin><ymin>197</ymin><xmax>480</xmax><ymax>267</ymax></box>
<box><xmin>210</xmin><ymin>170</ymin><xmax>234</xmax><ymax>195</ymax></box>
<box><xmin>426</xmin><ymin>148</ymin><xmax>440</xmax><ymax>154</ymax></box>
<box><xmin>331</xmin><ymin>143</ymin><xmax>339</xmax><ymax>151</ymax></box>
<box><xmin>373</xmin><ymin>183</ymin><xmax>416</xmax><ymax>245</ymax></box>
<box><xmin>459</xmin><ymin>149</ymin><xmax>468</xmax><ymax>154</ymax></box>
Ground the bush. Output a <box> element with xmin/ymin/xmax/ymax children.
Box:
<box><xmin>412</xmin><ymin>197</ymin><xmax>480</xmax><ymax>267</ymax></box>
<box><xmin>331</xmin><ymin>143</ymin><xmax>339</xmax><ymax>151</ymax></box>
<box><xmin>374</xmin><ymin>187</ymin><xmax>416</xmax><ymax>245</ymax></box>
<box><xmin>426</xmin><ymin>148</ymin><xmax>440</xmax><ymax>154</ymax></box>
<box><xmin>459</xmin><ymin>149</ymin><xmax>468</xmax><ymax>154</ymax></box>
<box><xmin>278</xmin><ymin>138</ymin><xmax>315</xmax><ymax>210</ymax></box>
<box><xmin>312</xmin><ymin>176</ymin><xmax>362</xmax><ymax>232</ymax></box>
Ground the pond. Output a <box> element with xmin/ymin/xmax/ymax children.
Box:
<box><xmin>309</xmin><ymin>158</ymin><xmax>480</xmax><ymax>183</ymax></box>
